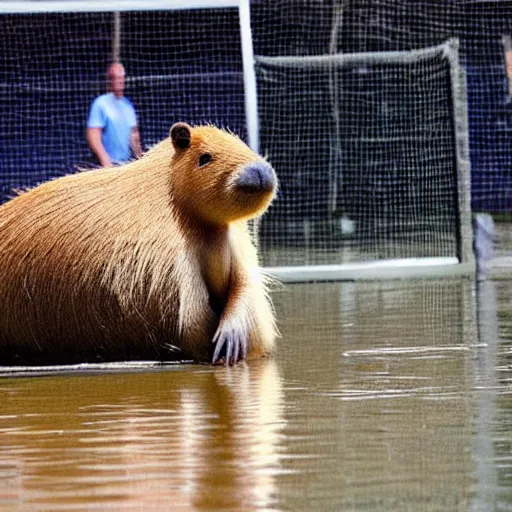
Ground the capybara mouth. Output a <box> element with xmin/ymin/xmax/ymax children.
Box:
<box><xmin>235</xmin><ymin>161</ymin><xmax>276</xmax><ymax>194</ymax></box>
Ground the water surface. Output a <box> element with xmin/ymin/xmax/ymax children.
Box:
<box><xmin>0</xmin><ymin>278</ymin><xmax>511</xmax><ymax>511</ymax></box>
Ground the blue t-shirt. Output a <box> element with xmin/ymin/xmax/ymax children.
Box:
<box><xmin>87</xmin><ymin>93</ymin><xmax>137</xmax><ymax>164</ymax></box>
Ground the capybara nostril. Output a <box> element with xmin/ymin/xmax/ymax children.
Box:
<box><xmin>236</xmin><ymin>161</ymin><xmax>276</xmax><ymax>193</ymax></box>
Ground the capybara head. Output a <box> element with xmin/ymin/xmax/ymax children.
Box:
<box><xmin>169</xmin><ymin>123</ymin><xmax>277</xmax><ymax>226</ymax></box>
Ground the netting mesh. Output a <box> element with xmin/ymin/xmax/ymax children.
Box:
<box><xmin>0</xmin><ymin>13</ymin><xmax>110</xmax><ymax>198</ymax></box>
<box><xmin>4</xmin><ymin>1</ymin><xmax>512</xmax><ymax>272</ymax></box>
<box><xmin>121</xmin><ymin>9</ymin><xmax>246</xmax><ymax>146</ymax></box>
<box><xmin>0</xmin><ymin>9</ymin><xmax>245</xmax><ymax>201</ymax></box>
<box><xmin>256</xmin><ymin>48</ymin><xmax>462</xmax><ymax>266</ymax></box>
<box><xmin>249</xmin><ymin>0</ymin><xmax>512</xmax><ymax>213</ymax></box>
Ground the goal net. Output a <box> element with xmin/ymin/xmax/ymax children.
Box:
<box><xmin>256</xmin><ymin>40</ymin><xmax>474</xmax><ymax>280</ymax></box>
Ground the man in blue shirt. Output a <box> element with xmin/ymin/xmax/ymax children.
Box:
<box><xmin>86</xmin><ymin>63</ymin><xmax>142</xmax><ymax>167</ymax></box>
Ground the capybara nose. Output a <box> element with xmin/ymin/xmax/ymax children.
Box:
<box><xmin>236</xmin><ymin>161</ymin><xmax>276</xmax><ymax>193</ymax></box>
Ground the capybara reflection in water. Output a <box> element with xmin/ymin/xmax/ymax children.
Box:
<box><xmin>0</xmin><ymin>123</ymin><xmax>278</xmax><ymax>366</ymax></box>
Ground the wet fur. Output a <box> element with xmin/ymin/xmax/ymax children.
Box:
<box><xmin>0</xmin><ymin>125</ymin><xmax>277</xmax><ymax>365</ymax></box>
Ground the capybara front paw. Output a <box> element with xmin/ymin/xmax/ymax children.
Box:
<box><xmin>211</xmin><ymin>325</ymin><xmax>247</xmax><ymax>365</ymax></box>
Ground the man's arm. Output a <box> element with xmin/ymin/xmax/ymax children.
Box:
<box><xmin>86</xmin><ymin>127</ymin><xmax>112</xmax><ymax>168</ymax></box>
<box><xmin>130</xmin><ymin>126</ymin><xmax>142</xmax><ymax>159</ymax></box>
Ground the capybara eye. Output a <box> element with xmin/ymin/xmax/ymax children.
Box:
<box><xmin>198</xmin><ymin>153</ymin><xmax>212</xmax><ymax>168</ymax></box>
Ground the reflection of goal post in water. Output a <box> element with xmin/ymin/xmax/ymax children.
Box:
<box><xmin>256</xmin><ymin>40</ymin><xmax>474</xmax><ymax>281</ymax></box>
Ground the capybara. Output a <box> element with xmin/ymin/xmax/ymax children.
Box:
<box><xmin>0</xmin><ymin>123</ymin><xmax>278</xmax><ymax>366</ymax></box>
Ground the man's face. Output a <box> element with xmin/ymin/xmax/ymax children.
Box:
<box><xmin>109</xmin><ymin>65</ymin><xmax>125</xmax><ymax>98</ymax></box>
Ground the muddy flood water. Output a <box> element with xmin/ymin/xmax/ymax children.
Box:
<box><xmin>0</xmin><ymin>278</ymin><xmax>511</xmax><ymax>511</ymax></box>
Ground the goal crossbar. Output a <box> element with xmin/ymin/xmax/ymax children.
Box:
<box><xmin>0</xmin><ymin>1</ymin><xmax>240</xmax><ymax>13</ymax></box>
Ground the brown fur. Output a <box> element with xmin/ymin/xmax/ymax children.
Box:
<box><xmin>0</xmin><ymin>124</ymin><xmax>277</xmax><ymax>365</ymax></box>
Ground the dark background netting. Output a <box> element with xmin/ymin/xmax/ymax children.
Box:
<box><xmin>250</xmin><ymin>0</ymin><xmax>512</xmax><ymax>213</ymax></box>
<box><xmin>0</xmin><ymin>9</ymin><xmax>246</xmax><ymax>200</ymax></box>
<box><xmin>1</xmin><ymin>1</ymin><xmax>511</xmax><ymax>212</ymax></box>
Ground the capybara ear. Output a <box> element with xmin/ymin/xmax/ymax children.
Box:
<box><xmin>170</xmin><ymin>123</ymin><xmax>192</xmax><ymax>151</ymax></box>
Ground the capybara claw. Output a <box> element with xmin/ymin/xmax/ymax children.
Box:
<box><xmin>232</xmin><ymin>339</ymin><xmax>240</xmax><ymax>365</ymax></box>
<box><xmin>224</xmin><ymin>336</ymin><xmax>233</xmax><ymax>366</ymax></box>
<box><xmin>212</xmin><ymin>328</ymin><xmax>247</xmax><ymax>365</ymax></box>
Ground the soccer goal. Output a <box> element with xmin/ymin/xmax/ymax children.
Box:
<box><xmin>256</xmin><ymin>39</ymin><xmax>475</xmax><ymax>281</ymax></box>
